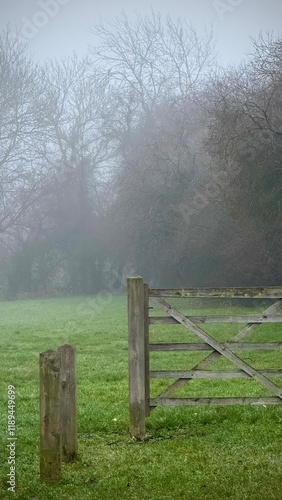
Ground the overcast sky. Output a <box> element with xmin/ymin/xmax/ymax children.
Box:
<box><xmin>1</xmin><ymin>0</ymin><xmax>282</xmax><ymax>66</ymax></box>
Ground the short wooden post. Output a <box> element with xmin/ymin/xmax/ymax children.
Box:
<box><xmin>58</xmin><ymin>344</ymin><xmax>77</xmax><ymax>462</ymax></box>
<box><xmin>128</xmin><ymin>276</ymin><xmax>146</xmax><ymax>440</ymax></box>
<box><xmin>40</xmin><ymin>350</ymin><xmax>62</xmax><ymax>482</ymax></box>
<box><xmin>144</xmin><ymin>283</ymin><xmax>150</xmax><ymax>417</ymax></box>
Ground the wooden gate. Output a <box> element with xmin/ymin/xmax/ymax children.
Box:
<box><xmin>128</xmin><ymin>276</ymin><xmax>282</xmax><ymax>439</ymax></box>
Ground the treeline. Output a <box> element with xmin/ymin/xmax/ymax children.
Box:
<box><xmin>0</xmin><ymin>13</ymin><xmax>281</xmax><ymax>298</ymax></box>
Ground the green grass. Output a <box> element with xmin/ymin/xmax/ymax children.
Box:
<box><xmin>1</xmin><ymin>294</ymin><xmax>282</xmax><ymax>499</ymax></box>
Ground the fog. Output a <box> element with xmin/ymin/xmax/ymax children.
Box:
<box><xmin>0</xmin><ymin>0</ymin><xmax>281</xmax><ymax>297</ymax></box>
<box><xmin>1</xmin><ymin>0</ymin><xmax>282</xmax><ymax>65</ymax></box>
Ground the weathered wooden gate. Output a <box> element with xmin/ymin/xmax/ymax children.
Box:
<box><xmin>128</xmin><ymin>276</ymin><xmax>282</xmax><ymax>439</ymax></box>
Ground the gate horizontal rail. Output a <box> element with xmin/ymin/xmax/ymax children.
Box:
<box><xmin>150</xmin><ymin>315</ymin><xmax>282</xmax><ymax>324</ymax></box>
<box><xmin>149</xmin><ymin>342</ymin><xmax>282</xmax><ymax>351</ymax></box>
<box><xmin>149</xmin><ymin>287</ymin><xmax>282</xmax><ymax>298</ymax></box>
<box><xmin>150</xmin><ymin>397</ymin><xmax>282</xmax><ymax>407</ymax></box>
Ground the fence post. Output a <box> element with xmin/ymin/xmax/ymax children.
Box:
<box><xmin>40</xmin><ymin>350</ymin><xmax>62</xmax><ymax>482</ymax></box>
<box><xmin>58</xmin><ymin>344</ymin><xmax>77</xmax><ymax>462</ymax></box>
<box><xmin>144</xmin><ymin>283</ymin><xmax>150</xmax><ymax>417</ymax></box>
<box><xmin>128</xmin><ymin>276</ymin><xmax>146</xmax><ymax>439</ymax></box>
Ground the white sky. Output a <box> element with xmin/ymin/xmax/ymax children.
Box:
<box><xmin>1</xmin><ymin>0</ymin><xmax>282</xmax><ymax>66</ymax></box>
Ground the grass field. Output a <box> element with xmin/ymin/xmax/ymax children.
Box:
<box><xmin>1</xmin><ymin>293</ymin><xmax>282</xmax><ymax>499</ymax></box>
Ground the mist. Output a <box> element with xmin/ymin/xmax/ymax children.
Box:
<box><xmin>0</xmin><ymin>2</ymin><xmax>281</xmax><ymax>298</ymax></box>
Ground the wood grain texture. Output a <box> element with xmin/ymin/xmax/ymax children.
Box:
<box><xmin>128</xmin><ymin>277</ymin><xmax>146</xmax><ymax>440</ymax></box>
<box><xmin>40</xmin><ymin>350</ymin><xmax>62</xmax><ymax>482</ymax></box>
<box><xmin>149</xmin><ymin>342</ymin><xmax>282</xmax><ymax>351</ymax></box>
<box><xmin>149</xmin><ymin>287</ymin><xmax>282</xmax><ymax>298</ymax></box>
<box><xmin>58</xmin><ymin>344</ymin><xmax>77</xmax><ymax>463</ymax></box>
<box><xmin>149</xmin><ymin>315</ymin><xmax>282</xmax><ymax>324</ymax></box>
<box><xmin>150</xmin><ymin>369</ymin><xmax>282</xmax><ymax>379</ymax></box>
<box><xmin>150</xmin><ymin>397</ymin><xmax>282</xmax><ymax>407</ymax></box>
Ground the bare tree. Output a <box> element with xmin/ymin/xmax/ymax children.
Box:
<box><xmin>38</xmin><ymin>55</ymin><xmax>118</xmax><ymax>218</ymax></box>
<box><xmin>110</xmin><ymin>97</ymin><xmax>216</xmax><ymax>284</ymax></box>
<box><xmin>90</xmin><ymin>11</ymin><xmax>215</xmax><ymax>120</ymax></box>
<box><xmin>89</xmin><ymin>12</ymin><xmax>218</xmax><ymax>285</ymax></box>
<box><xmin>0</xmin><ymin>28</ymin><xmax>43</xmax><ymax>250</ymax></box>
<box><xmin>28</xmin><ymin>55</ymin><xmax>120</xmax><ymax>294</ymax></box>
<box><xmin>1</xmin><ymin>48</ymin><xmax>120</xmax><ymax>296</ymax></box>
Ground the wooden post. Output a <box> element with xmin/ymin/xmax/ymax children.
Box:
<box><xmin>128</xmin><ymin>276</ymin><xmax>146</xmax><ymax>440</ymax></box>
<box><xmin>144</xmin><ymin>283</ymin><xmax>150</xmax><ymax>417</ymax></box>
<box><xmin>40</xmin><ymin>350</ymin><xmax>62</xmax><ymax>482</ymax></box>
<box><xmin>58</xmin><ymin>344</ymin><xmax>77</xmax><ymax>462</ymax></box>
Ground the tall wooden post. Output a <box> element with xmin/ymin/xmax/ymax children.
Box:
<box><xmin>128</xmin><ymin>276</ymin><xmax>146</xmax><ymax>440</ymax></box>
<box><xmin>58</xmin><ymin>344</ymin><xmax>77</xmax><ymax>462</ymax></box>
<box><xmin>144</xmin><ymin>283</ymin><xmax>150</xmax><ymax>417</ymax></box>
<box><xmin>40</xmin><ymin>350</ymin><xmax>62</xmax><ymax>482</ymax></box>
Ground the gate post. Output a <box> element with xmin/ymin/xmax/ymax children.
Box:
<box><xmin>128</xmin><ymin>276</ymin><xmax>147</xmax><ymax>439</ymax></box>
<box><xmin>144</xmin><ymin>282</ymin><xmax>150</xmax><ymax>417</ymax></box>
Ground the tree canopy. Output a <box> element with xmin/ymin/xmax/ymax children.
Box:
<box><xmin>0</xmin><ymin>18</ymin><xmax>281</xmax><ymax>298</ymax></box>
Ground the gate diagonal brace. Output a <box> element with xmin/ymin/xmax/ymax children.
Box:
<box><xmin>152</xmin><ymin>297</ymin><xmax>282</xmax><ymax>400</ymax></box>
<box><xmin>156</xmin><ymin>299</ymin><xmax>282</xmax><ymax>397</ymax></box>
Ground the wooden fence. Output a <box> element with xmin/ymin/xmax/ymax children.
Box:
<box><xmin>40</xmin><ymin>344</ymin><xmax>77</xmax><ymax>482</ymax></box>
<box><xmin>128</xmin><ymin>277</ymin><xmax>282</xmax><ymax>439</ymax></box>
